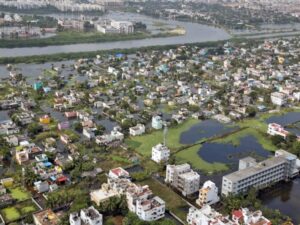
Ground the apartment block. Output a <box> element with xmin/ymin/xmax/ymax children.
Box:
<box><xmin>222</xmin><ymin>150</ymin><xmax>299</xmax><ymax>196</ymax></box>
<box><xmin>151</xmin><ymin>143</ymin><xmax>170</xmax><ymax>163</ymax></box>
<box><xmin>165</xmin><ymin>163</ymin><xmax>200</xmax><ymax>196</ymax></box>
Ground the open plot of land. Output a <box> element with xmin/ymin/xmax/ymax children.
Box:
<box><xmin>125</xmin><ymin>118</ymin><xmax>199</xmax><ymax>156</ymax></box>
<box><xmin>138</xmin><ymin>178</ymin><xmax>189</xmax><ymax>221</ymax></box>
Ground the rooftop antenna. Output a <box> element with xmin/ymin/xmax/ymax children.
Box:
<box><xmin>163</xmin><ymin>123</ymin><xmax>168</xmax><ymax>146</ymax></box>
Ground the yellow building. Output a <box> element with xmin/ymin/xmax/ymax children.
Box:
<box><xmin>39</xmin><ymin>115</ymin><xmax>51</xmax><ymax>124</ymax></box>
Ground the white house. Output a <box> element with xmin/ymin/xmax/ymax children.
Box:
<box><xmin>126</xmin><ymin>184</ymin><xmax>165</xmax><ymax>221</ymax></box>
<box><xmin>70</xmin><ymin>206</ymin><xmax>102</xmax><ymax>225</ymax></box>
<box><xmin>129</xmin><ymin>124</ymin><xmax>145</xmax><ymax>136</ymax></box>
<box><xmin>196</xmin><ymin>180</ymin><xmax>220</xmax><ymax>206</ymax></box>
<box><xmin>151</xmin><ymin>143</ymin><xmax>170</xmax><ymax>163</ymax></box>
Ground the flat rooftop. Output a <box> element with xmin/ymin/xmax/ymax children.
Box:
<box><xmin>224</xmin><ymin>156</ymin><xmax>287</xmax><ymax>182</ymax></box>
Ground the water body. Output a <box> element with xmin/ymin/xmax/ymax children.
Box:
<box><xmin>260</xmin><ymin>178</ymin><xmax>300</xmax><ymax>224</ymax></box>
<box><xmin>0</xmin><ymin>12</ymin><xmax>231</xmax><ymax>57</ymax></box>
<box><xmin>266</xmin><ymin>111</ymin><xmax>300</xmax><ymax>126</ymax></box>
<box><xmin>198</xmin><ymin>136</ymin><xmax>271</xmax><ymax>165</ymax></box>
<box><xmin>180</xmin><ymin>119</ymin><xmax>237</xmax><ymax>145</ymax></box>
<box><xmin>266</xmin><ymin>111</ymin><xmax>300</xmax><ymax>135</ymax></box>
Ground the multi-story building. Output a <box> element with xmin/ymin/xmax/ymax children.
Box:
<box><xmin>111</xmin><ymin>20</ymin><xmax>134</xmax><ymax>34</ymax></box>
<box><xmin>165</xmin><ymin>164</ymin><xmax>200</xmax><ymax>196</ymax></box>
<box><xmin>270</xmin><ymin>92</ymin><xmax>288</xmax><ymax>106</ymax></box>
<box><xmin>151</xmin><ymin>143</ymin><xmax>170</xmax><ymax>163</ymax></box>
<box><xmin>126</xmin><ymin>184</ymin><xmax>165</xmax><ymax>221</ymax></box>
<box><xmin>80</xmin><ymin>206</ymin><xmax>103</xmax><ymax>225</ymax></box>
<box><xmin>222</xmin><ymin>150</ymin><xmax>299</xmax><ymax>196</ymax></box>
<box><xmin>196</xmin><ymin>180</ymin><xmax>220</xmax><ymax>206</ymax></box>
<box><xmin>267</xmin><ymin>123</ymin><xmax>289</xmax><ymax>139</ymax></box>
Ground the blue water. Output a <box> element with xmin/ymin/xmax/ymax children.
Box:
<box><xmin>266</xmin><ymin>112</ymin><xmax>300</xmax><ymax>126</ymax></box>
<box><xmin>198</xmin><ymin>135</ymin><xmax>271</xmax><ymax>164</ymax></box>
<box><xmin>180</xmin><ymin>119</ymin><xmax>237</xmax><ymax>144</ymax></box>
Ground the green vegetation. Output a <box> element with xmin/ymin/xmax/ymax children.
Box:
<box><xmin>0</xmin><ymin>30</ymin><xmax>178</xmax><ymax>48</ymax></box>
<box><xmin>139</xmin><ymin>178</ymin><xmax>188</xmax><ymax>221</ymax></box>
<box><xmin>111</xmin><ymin>156</ymin><xmax>131</xmax><ymax>164</ymax></box>
<box><xmin>176</xmin><ymin>144</ymin><xmax>229</xmax><ymax>173</ymax></box>
<box><xmin>126</xmin><ymin>118</ymin><xmax>199</xmax><ymax>156</ymax></box>
<box><xmin>1</xmin><ymin>207</ymin><xmax>21</xmax><ymax>222</ymax></box>
<box><xmin>9</xmin><ymin>187</ymin><xmax>31</xmax><ymax>201</ymax></box>
<box><xmin>0</xmin><ymin>39</ymin><xmax>234</xmax><ymax>64</ymax></box>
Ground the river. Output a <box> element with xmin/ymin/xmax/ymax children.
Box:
<box><xmin>0</xmin><ymin>12</ymin><xmax>231</xmax><ymax>57</ymax></box>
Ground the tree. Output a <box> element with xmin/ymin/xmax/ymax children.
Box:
<box><xmin>28</xmin><ymin>122</ymin><xmax>43</xmax><ymax>136</ymax></box>
<box><xmin>24</xmin><ymin>167</ymin><xmax>39</xmax><ymax>186</ymax></box>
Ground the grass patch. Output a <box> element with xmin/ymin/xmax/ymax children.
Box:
<box><xmin>1</xmin><ymin>207</ymin><xmax>21</xmax><ymax>222</ymax></box>
<box><xmin>126</xmin><ymin>118</ymin><xmax>200</xmax><ymax>156</ymax></box>
<box><xmin>9</xmin><ymin>187</ymin><xmax>30</xmax><ymax>201</ymax></box>
<box><xmin>111</xmin><ymin>156</ymin><xmax>131</xmax><ymax>163</ymax></box>
<box><xmin>20</xmin><ymin>205</ymin><xmax>36</xmax><ymax>214</ymax></box>
<box><xmin>139</xmin><ymin>178</ymin><xmax>188</xmax><ymax>221</ymax></box>
<box><xmin>176</xmin><ymin>144</ymin><xmax>229</xmax><ymax>173</ymax></box>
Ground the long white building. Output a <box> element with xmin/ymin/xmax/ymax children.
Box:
<box><xmin>222</xmin><ymin>150</ymin><xmax>299</xmax><ymax>196</ymax></box>
<box><xmin>165</xmin><ymin>163</ymin><xmax>200</xmax><ymax>196</ymax></box>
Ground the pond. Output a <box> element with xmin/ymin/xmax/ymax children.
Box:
<box><xmin>266</xmin><ymin>111</ymin><xmax>300</xmax><ymax>126</ymax></box>
<box><xmin>198</xmin><ymin>135</ymin><xmax>271</xmax><ymax>165</ymax></box>
<box><xmin>180</xmin><ymin>119</ymin><xmax>237</xmax><ymax>145</ymax></box>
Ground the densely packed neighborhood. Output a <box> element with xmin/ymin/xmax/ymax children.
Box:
<box><xmin>0</xmin><ymin>37</ymin><xmax>300</xmax><ymax>225</ymax></box>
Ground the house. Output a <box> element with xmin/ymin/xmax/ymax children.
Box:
<box><xmin>0</xmin><ymin>120</ymin><xmax>20</xmax><ymax>135</ymax></box>
<box><xmin>0</xmin><ymin>178</ymin><xmax>14</xmax><ymax>188</ymax></box>
<box><xmin>39</xmin><ymin>115</ymin><xmax>51</xmax><ymax>124</ymax></box>
<box><xmin>187</xmin><ymin>205</ymin><xmax>233</xmax><ymax>225</ymax></box>
<box><xmin>90</xmin><ymin>184</ymin><xmax>120</xmax><ymax>206</ymax></box>
<box><xmin>267</xmin><ymin>123</ymin><xmax>289</xmax><ymax>139</ymax></box>
<box><xmin>232</xmin><ymin>208</ymin><xmax>271</xmax><ymax>225</ymax></box>
<box><xmin>95</xmin><ymin>129</ymin><xmax>124</xmax><ymax>146</ymax></box>
<box><xmin>129</xmin><ymin>124</ymin><xmax>145</xmax><ymax>136</ymax></box>
<box><xmin>33</xmin><ymin>209</ymin><xmax>59</xmax><ymax>225</ymax></box>
<box><xmin>196</xmin><ymin>180</ymin><xmax>220</xmax><ymax>206</ymax></box>
<box><xmin>165</xmin><ymin>164</ymin><xmax>200</xmax><ymax>196</ymax></box>
<box><xmin>79</xmin><ymin>206</ymin><xmax>103</xmax><ymax>225</ymax></box>
<box><xmin>108</xmin><ymin>167</ymin><xmax>130</xmax><ymax>180</ymax></box>
<box><xmin>151</xmin><ymin>143</ymin><xmax>170</xmax><ymax>163</ymax></box>
<box><xmin>152</xmin><ymin>116</ymin><xmax>163</xmax><ymax>130</ymax></box>
<box><xmin>16</xmin><ymin>150</ymin><xmax>29</xmax><ymax>165</ymax></box>
<box><xmin>83</xmin><ymin>127</ymin><xmax>95</xmax><ymax>140</ymax></box>
<box><xmin>34</xmin><ymin>181</ymin><xmax>50</xmax><ymax>193</ymax></box>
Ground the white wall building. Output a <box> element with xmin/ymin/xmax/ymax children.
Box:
<box><xmin>70</xmin><ymin>206</ymin><xmax>102</xmax><ymax>225</ymax></box>
<box><xmin>129</xmin><ymin>124</ymin><xmax>145</xmax><ymax>136</ymax></box>
<box><xmin>222</xmin><ymin>150</ymin><xmax>299</xmax><ymax>196</ymax></box>
<box><xmin>151</xmin><ymin>143</ymin><xmax>170</xmax><ymax>163</ymax></box>
<box><xmin>270</xmin><ymin>92</ymin><xmax>288</xmax><ymax>106</ymax></box>
<box><xmin>152</xmin><ymin>116</ymin><xmax>163</xmax><ymax>130</ymax></box>
<box><xmin>196</xmin><ymin>180</ymin><xmax>219</xmax><ymax>206</ymax></box>
<box><xmin>165</xmin><ymin>164</ymin><xmax>200</xmax><ymax>196</ymax></box>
